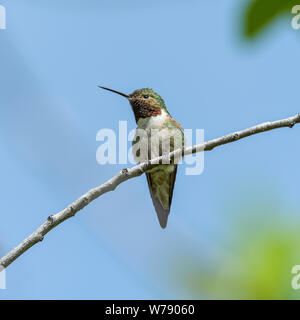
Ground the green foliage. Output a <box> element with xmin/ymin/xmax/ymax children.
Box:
<box><xmin>244</xmin><ymin>0</ymin><xmax>298</xmax><ymax>38</ymax></box>
<box><xmin>171</xmin><ymin>204</ymin><xmax>300</xmax><ymax>299</ymax></box>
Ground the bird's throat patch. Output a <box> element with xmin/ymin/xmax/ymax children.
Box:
<box><xmin>131</xmin><ymin>104</ymin><xmax>162</xmax><ymax>122</ymax></box>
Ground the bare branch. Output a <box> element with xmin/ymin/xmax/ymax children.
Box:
<box><xmin>1</xmin><ymin>113</ymin><xmax>299</xmax><ymax>268</ymax></box>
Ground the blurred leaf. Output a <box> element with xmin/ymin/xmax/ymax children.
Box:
<box><xmin>244</xmin><ymin>0</ymin><xmax>298</xmax><ymax>38</ymax></box>
<box><xmin>171</xmin><ymin>204</ymin><xmax>300</xmax><ymax>299</ymax></box>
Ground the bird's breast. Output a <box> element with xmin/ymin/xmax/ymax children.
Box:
<box><xmin>133</xmin><ymin>112</ymin><xmax>183</xmax><ymax>163</ymax></box>
<box><xmin>137</xmin><ymin>110</ymin><xmax>169</xmax><ymax>130</ymax></box>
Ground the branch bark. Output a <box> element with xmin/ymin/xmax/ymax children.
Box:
<box><xmin>1</xmin><ymin>113</ymin><xmax>299</xmax><ymax>269</ymax></box>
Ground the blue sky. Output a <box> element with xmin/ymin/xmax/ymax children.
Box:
<box><xmin>0</xmin><ymin>0</ymin><xmax>300</xmax><ymax>299</ymax></box>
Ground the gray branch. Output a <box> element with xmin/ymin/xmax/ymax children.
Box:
<box><xmin>1</xmin><ymin>113</ymin><xmax>299</xmax><ymax>269</ymax></box>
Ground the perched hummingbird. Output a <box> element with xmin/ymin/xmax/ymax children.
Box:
<box><xmin>99</xmin><ymin>86</ymin><xmax>184</xmax><ymax>229</ymax></box>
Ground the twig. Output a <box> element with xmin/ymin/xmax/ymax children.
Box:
<box><xmin>0</xmin><ymin>113</ymin><xmax>299</xmax><ymax>268</ymax></box>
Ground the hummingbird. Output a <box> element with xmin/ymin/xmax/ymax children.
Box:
<box><xmin>99</xmin><ymin>86</ymin><xmax>184</xmax><ymax>229</ymax></box>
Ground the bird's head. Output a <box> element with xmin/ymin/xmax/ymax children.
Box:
<box><xmin>99</xmin><ymin>86</ymin><xmax>167</xmax><ymax>122</ymax></box>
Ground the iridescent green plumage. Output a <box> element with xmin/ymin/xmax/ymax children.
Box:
<box><xmin>129</xmin><ymin>88</ymin><xmax>167</xmax><ymax>110</ymax></box>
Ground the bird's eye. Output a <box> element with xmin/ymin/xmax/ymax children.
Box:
<box><xmin>143</xmin><ymin>95</ymin><xmax>149</xmax><ymax>99</ymax></box>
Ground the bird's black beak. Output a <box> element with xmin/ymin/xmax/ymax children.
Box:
<box><xmin>98</xmin><ymin>86</ymin><xmax>129</xmax><ymax>99</ymax></box>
